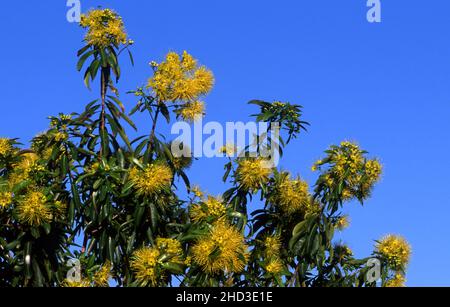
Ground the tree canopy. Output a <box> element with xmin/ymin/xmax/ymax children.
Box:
<box><xmin>0</xmin><ymin>8</ymin><xmax>410</xmax><ymax>287</ymax></box>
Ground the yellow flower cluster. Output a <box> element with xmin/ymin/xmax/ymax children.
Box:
<box><xmin>265</xmin><ymin>258</ymin><xmax>284</xmax><ymax>275</ymax></box>
<box><xmin>334</xmin><ymin>243</ymin><xmax>353</xmax><ymax>259</ymax></box>
<box><xmin>335</xmin><ymin>215</ymin><xmax>350</xmax><ymax>231</ymax></box>
<box><xmin>62</xmin><ymin>261</ymin><xmax>112</xmax><ymax>288</ymax></box>
<box><xmin>192</xmin><ymin>220</ymin><xmax>249</xmax><ymax>274</ymax></box>
<box><xmin>0</xmin><ymin>138</ymin><xmax>12</xmax><ymax>156</ymax></box>
<box><xmin>273</xmin><ymin>101</ymin><xmax>286</xmax><ymax>108</ymax></box>
<box><xmin>271</xmin><ymin>174</ymin><xmax>310</xmax><ymax>215</ymax></box>
<box><xmin>333</xmin><ymin>142</ymin><xmax>364</xmax><ymax>178</ymax></box>
<box><xmin>376</xmin><ymin>235</ymin><xmax>411</xmax><ymax>268</ymax></box>
<box><xmin>364</xmin><ymin>159</ymin><xmax>382</xmax><ymax>183</ymax></box>
<box><xmin>131</xmin><ymin>238</ymin><xmax>184</xmax><ymax>286</ymax></box>
<box><xmin>0</xmin><ymin>191</ymin><xmax>13</xmax><ymax>210</ymax></box>
<box><xmin>155</xmin><ymin>237</ymin><xmax>184</xmax><ymax>264</ymax></box>
<box><xmin>54</xmin><ymin>132</ymin><xmax>68</xmax><ymax>142</ymax></box>
<box><xmin>93</xmin><ymin>261</ymin><xmax>112</xmax><ymax>287</ymax></box>
<box><xmin>190</xmin><ymin>185</ymin><xmax>204</xmax><ymax>198</ymax></box>
<box><xmin>190</xmin><ymin>196</ymin><xmax>227</xmax><ymax>223</ymax></box>
<box><xmin>262</xmin><ymin>236</ymin><xmax>284</xmax><ymax>275</ymax></box>
<box><xmin>384</xmin><ymin>273</ymin><xmax>406</xmax><ymax>287</ymax></box>
<box><xmin>172</xmin><ymin>155</ymin><xmax>193</xmax><ymax>171</ymax></box>
<box><xmin>264</xmin><ymin>236</ymin><xmax>282</xmax><ymax>258</ymax></box>
<box><xmin>129</xmin><ymin>164</ymin><xmax>173</xmax><ymax>197</ymax></box>
<box><xmin>313</xmin><ymin>141</ymin><xmax>383</xmax><ymax>201</ymax></box>
<box><xmin>62</xmin><ymin>278</ymin><xmax>91</xmax><ymax>288</ymax></box>
<box><xmin>235</xmin><ymin>158</ymin><xmax>272</xmax><ymax>192</ymax></box>
<box><xmin>179</xmin><ymin>101</ymin><xmax>205</xmax><ymax>122</ymax></box>
<box><xmin>16</xmin><ymin>191</ymin><xmax>52</xmax><ymax>226</ymax></box>
<box><xmin>8</xmin><ymin>153</ymin><xmax>43</xmax><ymax>187</ymax></box>
<box><xmin>147</xmin><ymin>51</ymin><xmax>214</xmax><ymax>103</ymax></box>
<box><xmin>80</xmin><ymin>9</ymin><xmax>127</xmax><ymax>48</ymax></box>
<box><xmin>131</xmin><ymin>246</ymin><xmax>161</xmax><ymax>286</ymax></box>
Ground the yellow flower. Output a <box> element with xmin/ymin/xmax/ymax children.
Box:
<box><xmin>384</xmin><ymin>273</ymin><xmax>406</xmax><ymax>287</ymax></box>
<box><xmin>365</xmin><ymin>159</ymin><xmax>382</xmax><ymax>183</ymax></box>
<box><xmin>335</xmin><ymin>215</ymin><xmax>350</xmax><ymax>231</ymax></box>
<box><xmin>377</xmin><ymin>235</ymin><xmax>411</xmax><ymax>268</ymax></box>
<box><xmin>171</xmin><ymin>142</ymin><xmax>193</xmax><ymax>171</ymax></box>
<box><xmin>305</xmin><ymin>200</ymin><xmax>322</xmax><ymax>216</ymax></box>
<box><xmin>236</xmin><ymin>158</ymin><xmax>272</xmax><ymax>192</ymax></box>
<box><xmin>179</xmin><ymin>101</ymin><xmax>205</xmax><ymax>122</ymax></box>
<box><xmin>190</xmin><ymin>196</ymin><xmax>226</xmax><ymax>223</ymax></box>
<box><xmin>273</xmin><ymin>101</ymin><xmax>286</xmax><ymax>108</ymax></box>
<box><xmin>192</xmin><ymin>66</ymin><xmax>215</xmax><ymax>96</ymax></box>
<box><xmin>93</xmin><ymin>261</ymin><xmax>112</xmax><ymax>287</ymax></box>
<box><xmin>219</xmin><ymin>143</ymin><xmax>238</xmax><ymax>157</ymax></box>
<box><xmin>331</xmin><ymin>142</ymin><xmax>364</xmax><ymax>178</ymax></box>
<box><xmin>265</xmin><ymin>258</ymin><xmax>284</xmax><ymax>275</ymax></box>
<box><xmin>190</xmin><ymin>185</ymin><xmax>204</xmax><ymax>198</ymax></box>
<box><xmin>62</xmin><ymin>278</ymin><xmax>91</xmax><ymax>288</ymax></box>
<box><xmin>342</xmin><ymin>188</ymin><xmax>353</xmax><ymax>200</ymax></box>
<box><xmin>181</xmin><ymin>51</ymin><xmax>197</xmax><ymax>71</ymax></box>
<box><xmin>52</xmin><ymin>200</ymin><xmax>67</xmax><ymax>219</ymax></box>
<box><xmin>131</xmin><ymin>238</ymin><xmax>184</xmax><ymax>286</ymax></box>
<box><xmin>8</xmin><ymin>153</ymin><xmax>40</xmax><ymax>187</ymax></box>
<box><xmin>54</xmin><ymin>132</ymin><xmax>68</xmax><ymax>142</ymax></box>
<box><xmin>323</xmin><ymin>173</ymin><xmax>334</xmax><ymax>188</ymax></box>
<box><xmin>129</xmin><ymin>164</ymin><xmax>173</xmax><ymax>197</ymax></box>
<box><xmin>184</xmin><ymin>256</ymin><xmax>192</xmax><ymax>266</ymax></box>
<box><xmin>192</xmin><ymin>220</ymin><xmax>249</xmax><ymax>274</ymax></box>
<box><xmin>334</xmin><ymin>243</ymin><xmax>353</xmax><ymax>258</ymax></box>
<box><xmin>264</xmin><ymin>236</ymin><xmax>282</xmax><ymax>258</ymax></box>
<box><xmin>80</xmin><ymin>9</ymin><xmax>127</xmax><ymax>48</ymax></box>
<box><xmin>131</xmin><ymin>246</ymin><xmax>161</xmax><ymax>286</ymax></box>
<box><xmin>147</xmin><ymin>51</ymin><xmax>214</xmax><ymax>103</ymax></box>
<box><xmin>316</xmin><ymin>142</ymin><xmax>383</xmax><ymax>202</ymax></box>
<box><xmin>16</xmin><ymin>191</ymin><xmax>52</xmax><ymax>226</ymax></box>
<box><xmin>156</xmin><ymin>238</ymin><xmax>184</xmax><ymax>263</ymax></box>
<box><xmin>271</xmin><ymin>174</ymin><xmax>310</xmax><ymax>215</ymax></box>
<box><xmin>0</xmin><ymin>138</ymin><xmax>12</xmax><ymax>156</ymax></box>
<box><xmin>311</xmin><ymin>159</ymin><xmax>322</xmax><ymax>172</ymax></box>
<box><xmin>0</xmin><ymin>191</ymin><xmax>13</xmax><ymax>210</ymax></box>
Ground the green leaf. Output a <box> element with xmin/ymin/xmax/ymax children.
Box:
<box><xmin>77</xmin><ymin>45</ymin><xmax>92</xmax><ymax>57</ymax></box>
<box><xmin>127</xmin><ymin>49</ymin><xmax>134</xmax><ymax>66</ymax></box>
<box><xmin>100</xmin><ymin>127</ymin><xmax>110</xmax><ymax>156</ymax></box>
<box><xmin>32</xmin><ymin>260</ymin><xmax>44</xmax><ymax>287</ymax></box>
<box><xmin>90</xmin><ymin>59</ymin><xmax>101</xmax><ymax>81</ymax></box>
<box><xmin>161</xmin><ymin>262</ymin><xmax>184</xmax><ymax>275</ymax></box>
<box><xmin>107</xmin><ymin>95</ymin><xmax>125</xmax><ymax>113</ymax></box>
<box><xmin>77</xmin><ymin>50</ymin><xmax>95</xmax><ymax>71</ymax></box>
<box><xmin>83</xmin><ymin>67</ymin><xmax>92</xmax><ymax>90</ymax></box>
<box><xmin>149</xmin><ymin>203</ymin><xmax>159</xmax><ymax>231</ymax></box>
<box><xmin>160</xmin><ymin>104</ymin><xmax>171</xmax><ymax>123</ymax></box>
<box><xmin>134</xmin><ymin>204</ymin><xmax>145</xmax><ymax>229</ymax></box>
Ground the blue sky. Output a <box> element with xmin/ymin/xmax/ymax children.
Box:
<box><xmin>1</xmin><ymin>1</ymin><xmax>450</xmax><ymax>286</ymax></box>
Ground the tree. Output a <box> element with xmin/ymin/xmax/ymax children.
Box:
<box><xmin>0</xmin><ymin>8</ymin><xmax>410</xmax><ymax>287</ymax></box>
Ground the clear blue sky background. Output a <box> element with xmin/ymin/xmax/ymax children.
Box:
<box><xmin>1</xmin><ymin>1</ymin><xmax>449</xmax><ymax>286</ymax></box>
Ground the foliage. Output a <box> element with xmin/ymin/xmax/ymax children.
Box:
<box><xmin>0</xmin><ymin>8</ymin><xmax>410</xmax><ymax>287</ymax></box>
